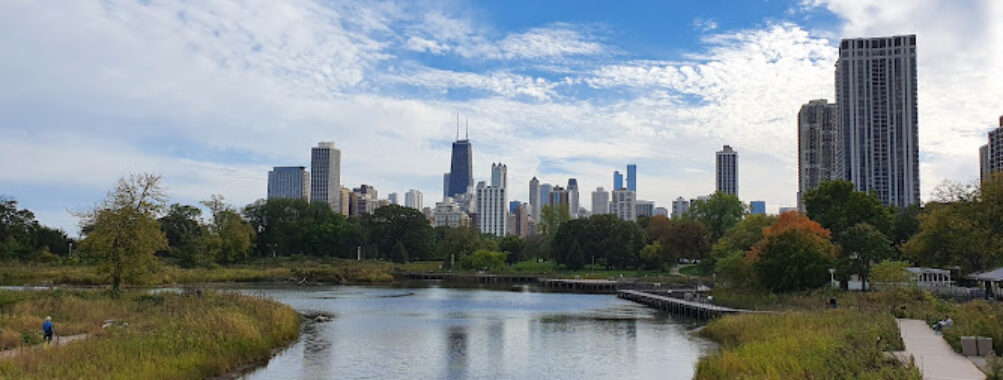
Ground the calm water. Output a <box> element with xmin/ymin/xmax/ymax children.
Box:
<box><xmin>239</xmin><ymin>284</ymin><xmax>713</xmax><ymax>380</ymax></box>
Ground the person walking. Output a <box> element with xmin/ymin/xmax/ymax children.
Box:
<box><xmin>42</xmin><ymin>316</ymin><xmax>54</xmax><ymax>344</ymax></box>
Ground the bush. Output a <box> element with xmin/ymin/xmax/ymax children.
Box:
<box><xmin>458</xmin><ymin>249</ymin><xmax>508</xmax><ymax>271</ymax></box>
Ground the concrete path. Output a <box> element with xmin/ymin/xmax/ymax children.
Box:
<box><xmin>0</xmin><ymin>333</ymin><xmax>90</xmax><ymax>359</ymax></box>
<box><xmin>896</xmin><ymin>319</ymin><xmax>985</xmax><ymax>380</ymax></box>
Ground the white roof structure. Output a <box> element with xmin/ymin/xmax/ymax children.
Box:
<box><xmin>969</xmin><ymin>267</ymin><xmax>1003</xmax><ymax>282</ymax></box>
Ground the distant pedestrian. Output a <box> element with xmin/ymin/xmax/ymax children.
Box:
<box><xmin>828</xmin><ymin>298</ymin><xmax>837</xmax><ymax>309</ymax></box>
<box><xmin>42</xmin><ymin>316</ymin><xmax>54</xmax><ymax>344</ymax></box>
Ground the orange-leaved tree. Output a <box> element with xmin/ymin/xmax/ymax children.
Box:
<box><xmin>747</xmin><ymin>211</ymin><xmax>836</xmax><ymax>292</ymax></box>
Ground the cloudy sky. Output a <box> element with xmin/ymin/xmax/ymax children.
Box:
<box><xmin>1</xmin><ymin>0</ymin><xmax>1001</xmax><ymax>235</ymax></box>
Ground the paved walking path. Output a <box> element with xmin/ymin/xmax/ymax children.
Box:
<box><xmin>0</xmin><ymin>333</ymin><xmax>90</xmax><ymax>359</ymax></box>
<box><xmin>896</xmin><ymin>319</ymin><xmax>985</xmax><ymax>380</ymax></box>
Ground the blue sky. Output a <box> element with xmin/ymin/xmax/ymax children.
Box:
<box><xmin>0</xmin><ymin>0</ymin><xmax>1000</xmax><ymax>234</ymax></box>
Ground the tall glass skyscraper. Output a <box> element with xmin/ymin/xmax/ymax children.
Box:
<box><xmin>613</xmin><ymin>171</ymin><xmax>623</xmax><ymax>190</ymax></box>
<box><xmin>626</xmin><ymin>164</ymin><xmax>637</xmax><ymax>192</ymax></box>
<box><xmin>447</xmin><ymin>139</ymin><xmax>473</xmax><ymax>198</ymax></box>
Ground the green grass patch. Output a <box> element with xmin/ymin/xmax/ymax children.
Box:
<box><xmin>0</xmin><ymin>289</ymin><xmax>300</xmax><ymax>379</ymax></box>
<box><xmin>696</xmin><ymin>310</ymin><xmax>919</xmax><ymax>379</ymax></box>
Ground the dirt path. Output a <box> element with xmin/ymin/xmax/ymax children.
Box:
<box><xmin>0</xmin><ymin>333</ymin><xmax>90</xmax><ymax>359</ymax></box>
<box><xmin>895</xmin><ymin>319</ymin><xmax>985</xmax><ymax>380</ymax></box>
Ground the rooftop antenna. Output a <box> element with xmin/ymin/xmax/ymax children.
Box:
<box><xmin>465</xmin><ymin>117</ymin><xmax>469</xmax><ymax>140</ymax></box>
<box><xmin>455</xmin><ymin>112</ymin><xmax>460</xmax><ymax>141</ymax></box>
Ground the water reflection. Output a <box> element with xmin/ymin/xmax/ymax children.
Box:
<box><xmin>239</xmin><ymin>285</ymin><xmax>713</xmax><ymax>380</ymax></box>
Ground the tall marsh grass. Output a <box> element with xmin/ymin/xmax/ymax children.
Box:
<box><xmin>0</xmin><ymin>290</ymin><xmax>300</xmax><ymax>379</ymax></box>
<box><xmin>696</xmin><ymin>310</ymin><xmax>920</xmax><ymax>379</ymax></box>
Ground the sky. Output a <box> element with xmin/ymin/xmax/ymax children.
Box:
<box><xmin>1</xmin><ymin>0</ymin><xmax>1001</xmax><ymax>235</ymax></box>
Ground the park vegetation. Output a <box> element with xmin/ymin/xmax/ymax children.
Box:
<box><xmin>0</xmin><ymin>289</ymin><xmax>300</xmax><ymax>379</ymax></box>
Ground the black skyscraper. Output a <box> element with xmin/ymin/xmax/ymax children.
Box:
<box><xmin>447</xmin><ymin>139</ymin><xmax>473</xmax><ymax>198</ymax></box>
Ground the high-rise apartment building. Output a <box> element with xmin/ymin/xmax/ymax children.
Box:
<box><xmin>611</xmin><ymin>189</ymin><xmax>636</xmax><ymax>221</ymax></box>
<box><xmin>512</xmin><ymin>203</ymin><xmax>530</xmax><ymax>238</ymax></box>
<box><xmin>388</xmin><ymin>192</ymin><xmax>399</xmax><ymax>205</ymax></box>
<box><xmin>836</xmin><ymin>35</ymin><xmax>919</xmax><ymax>207</ymax></box>
<box><xmin>716</xmin><ymin>145</ymin><xmax>738</xmax><ymax>196</ymax></box>
<box><xmin>491</xmin><ymin>163</ymin><xmax>507</xmax><ymax>188</ymax></box>
<box><xmin>592</xmin><ymin>187</ymin><xmax>610</xmax><ymax>215</ymax></box>
<box><xmin>635</xmin><ymin>200</ymin><xmax>654</xmax><ymax>219</ymax></box>
<box><xmin>338</xmin><ymin>187</ymin><xmax>351</xmax><ymax>216</ymax></box>
<box><xmin>405</xmin><ymin>189</ymin><xmax>423</xmax><ymax>210</ymax></box>
<box><xmin>267</xmin><ymin>166</ymin><xmax>310</xmax><ymax>201</ymax></box>
<box><xmin>798</xmin><ymin>99</ymin><xmax>840</xmax><ymax>210</ymax></box>
<box><xmin>567</xmin><ymin>178</ymin><xmax>580</xmax><ymax>218</ymax></box>
<box><xmin>310</xmin><ymin>142</ymin><xmax>342</xmax><ymax>213</ymax></box>
<box><xmin>980</xmin><ymin>116</ymin><xmax>1003</xmax><ymax>182</ymax></box>
<box><xmin>447</xmin><ymin>138</ymin><xmax>473</xmax><ymax>198</ymax></box>
<box><xmin>627</xmin><ymin>164</ymin><xmax>637</xmax><ymax>192</ymax></box>
<box><xmin>349</xmin><ymin>184</ymin><xmax>378</xmax><ymax>217</ymax></box>
<box><xmin>671</xmin><ymin>197</ymin><xmax>689</xmax><ymax>218</ymax></box>
<box><xmin>434</xmin><ymin>198</ymin><xmax>470</xmax><ymax>228</ymax></box>
<box><xmin>613</xmin><ymin>171</ymin><xmax>624</xmax><ymax>190</ymax></box>
<box><xmin>476</xmin><ymin>187</ymin><xmax>507</xmax><ymax>236</ymax></box>
<box><xmin>525</xmin><ymin>177</ymin><xmax>541</xmax><ymax>220</ymax></box>
<box><xmin>654</xmin><ymin>207</ymin><xmax>669</xmax><ymax>217</ymax></box>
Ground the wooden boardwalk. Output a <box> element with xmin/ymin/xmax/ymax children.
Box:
<box><xmin>617</xmin><ymin>290</ymin><xmax>746</xmax><ymax>319</ymax></box>
<box><xmin>537</xmin><ymin>278</ymin><xmax>619</xmax><ymax>293</ymax></box>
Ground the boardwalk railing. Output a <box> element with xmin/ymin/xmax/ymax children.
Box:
<box><xmin>618</xmin><ymin>289</ymin><xmax>750</xmax><ymax>319</ymax></box>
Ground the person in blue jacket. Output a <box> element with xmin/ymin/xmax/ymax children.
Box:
<box><xmin>42</xmin><ymin>316</ymin><xmax>53</xmax><ymax>344</ymax></box>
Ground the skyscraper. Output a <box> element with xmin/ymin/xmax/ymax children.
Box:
<box><xmin>591</xmin><ymin>187</ymin><xmax>610</xmax><ymax>215</ymax></box>
<box><xmin>529</xmin><ymin>177</ymin><xmax>540</xmax><ymax>220</ymax></box>
<box><xmin>749</xmin><ymin>201</ymin><xmax>766</xmax><ymax>215</ymax></box>
<box><xmin>540</xmin><ymin>183</ymin><xmax>553</xmax><ymax>209</ymax></box>
<box><xmin>716</xmin><ymin>145</ymin><xmax>738</xmax><ymax>196</ymax></box>
<box><xmin>476</xmin><ymin>164</ymin><xmax>507</xmax><ymax>236</ymax></box>
<box><xmin>654</xmin><ymin>207</ymin><xmax>669</xmax><ymax>217</ymax></box>
<box><xmin>387</xmin><ymin>192</ymin><xmax>399</xmax><ymax>205</ymax></box>
<box><xmin>613</xmin><ymin>171</ymin><xmax>623</xmax><ymax>190</ymax></box>
<box><xmin>267</xmin><ymin>166</ymin><xmax>310</xmax><ymax>201</ymax></box>
<box><xmin>836</xmin><ymin>35</ymin><xmax>919</xmax><ymax>207</ymax></box>
<box><xmin>442</xmin><ymin>173</ymin><xmax>450</xmax><ymax>199</ymax></box>
<box><xmin>980</xmin><ymin>116</ymin><xmax>1003</xmax><ymax>182</ymax></box>
<box><xmin>549</xmin><ymin>186</ymin><xmax>570</xmax><ymax>211</ymax></box>
<box><xmin>447</xmin><ymin>138</ymin><xmax>473</xmax><ymax>198</ymax></box>
<box><xmin>798</xmin><ymin>99</ymin><xmax>840</xmax><ymax>210</ymax></box>
<box><xmin>513</xmin><ymin>203</ymin><xmax>530</xmax><ymax>238</ymax></box>
<box><xmin>567</xmin><ymin>178</ymin><xmax>579</xmax><ymax>218</ymax></box>
<box><xmin>405</xmin><ymin>189</ymin><xmax>423</xmax><ymax>210</ymax></box>
<box><xmin>635</xmin><ymin>200</ymin><xmax>654</xmax><ymax>218</ymax></box>
<box><xmin>626</xmin><ymin>164</ymin><xmax>637</xmax><ymax>192</ymax></box>
<box><xmin>491</xmin><ymin>163</ymin><xmax>507</xmax><ymax>188</ymax></box>
<box><xmin>611</xmin><ymin>189</ymin><xmax>636</xmax><ymax>221</ymax></box>
<box><xmin>310</xmin><ymin>142</ymin><xmax>341</xmax><ymax>213</ymax></box>
<box><xmin>671</xmin><ymin>197</ymin><xmax>689</xmax><ymax>218</ymax></box>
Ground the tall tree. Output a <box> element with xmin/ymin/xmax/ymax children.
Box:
<box><xmin>202</xmin><ymin>194</ymin><xmax>255</xmax><ymax>263</ymax></box>
<box><xmin>686</xmin><ymin>192</ymin><xmax>745</xmax><ymax>242</ymax></box>
<box><xmin>837</xmin><ymin>223</ymin><xmax>893</xmax><ymax>288</ymax></box>
<box><xmin>364</xmin><ymin>205</ymin><xmax>435</xmax><ymax>262</ymax></box>
<box><xmin>748</xmin><ymin>211</ymin><xmax>836</xmax><ymax>292</ymax></box>
<box><xmin>159</xmin><ymin>204</ymin><xmax>207</xmax><ymax>267</ymax></box>
<box><xmin>803</xmin><ymin>180</ymin><xmax>892</xmax><ymax>239</ymax></box>
<box><xmin>537</xmin><ymin>204</ymin><xmax>570</xmax><ymax>238</ymax></box>
<box><xmin>0</xmin><ymin>197</ymin><xmax>38</xmax><ymax>259</ymax></box>
<box><xmin>77</xmin><ymin>174</ymin><xmax>168</xmax><ymax>291</ymax></box>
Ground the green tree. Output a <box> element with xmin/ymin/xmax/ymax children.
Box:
<box><xmin>586</xmin><ymin>214</ymin><xmax>645</xmax><ymax>269</ymax></box>
<box><xmin>0</xmin><ymin>197</ymin><xmax>39</xmax><ymax>259</ymax></box>
<box><xmin>202</xmin><ymin>195</ymin><xmax>255</xmax><ymax>263</ymax></box>
<box><xmin>702</xmin><ymin>214</ymin><xmax>778</xmax><ymax>275</ymax></box>
<box><xmin>538</xmin><ymin>204</ymin><xmax>570</xmax><ymax>238</ymax></box>
<box><xmin>891</xmin><ymin>204</ymin><xmax>922</xmax><ymax>248</ymax></box>
<box><xmin>364</xmin><ymin>205</ymin><xmax>435</xmax><ymax>262</ymax></box>
<box><xmin>77</xmin><ymin>174</ymin><xmax>169</xmax><ymax>291</ymax></box>
<box><xmin>498</xmin><ymin>235</ymin><xmax>525</xmax><ymax>264</ymax></box>
<box><xmin>686</xmin><ymin>192</ymin><xmax>745</xmax><ymax>241</ymax></box>
<box><xmin>715</xmin><ymin>250</ymin><xmax>756</xmax><ymax>289</ymax></box>
<box><xmin>752</xmin><ymin>229</ymin><xmax>837</xmax><ymax>292</ymax></box>
<box><xmin>803</xmin><ymin>180</ymin><xmax>892</xmax><ymax>239</ymax></box>
<box><xmin>837</xmin><ymin>223</ymin><xmax>893</xmax><ymax>288</ymax></box>
<box><xmin>458</xmin><ymin>249</ymin><xmax>508</xmax><ymax>271</ymax></box>
<box><xmin>870</xmin><ymin>260</ymin><xmax>912</xmax><ymax>283</ymax></box>
<box><xmin>640</xmin><ymin>243</ymin><xmax>664</xmax><ymax>270</ymax></box>
<box><xmin>660</xmin><ymin>220</ymin><xmax>712</xmax><ymax>261</ymax></box>
<box><xmin>159</xmin><ymin>204</ymin><xmax>208</xmax><ymax>267</ymax></box>
<box><xmin>551</xmin><ymin>219</ymin><xmax>589</xmax><ymax>269</ymax></box>
<box><xmin>242</xmin><ymin>198</ymin><xmax>347</xmax><ymax>257</ymax></box>
<box><xmin>437</xmin><ymin>226</ymin><xmax>484</xmax><ymax>266</ymax></box>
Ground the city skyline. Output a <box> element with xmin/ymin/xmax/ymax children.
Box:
<box><xmin>2</xmin><ymin>1</ymin><xmax>1001</xmax><ymax>234</ymax></box>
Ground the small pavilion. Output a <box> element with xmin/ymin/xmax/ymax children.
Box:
<box><xmin>969</xmin><ymin>267</ymin><xmax>1003</xmax><ymax>300</ymax></box>
<box><xmin>907</xmin><ymin>267</ymin><xmax>952</xmax><ymax>286</ymax></box>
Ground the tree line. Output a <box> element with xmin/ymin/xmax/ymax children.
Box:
<box><xmin>3</xmin><ymin>172</ymin><xmax>1001</xmax><ymax>293</ymax></box>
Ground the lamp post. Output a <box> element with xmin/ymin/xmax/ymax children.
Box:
<box><xmin>829</xmin><ymin>268</ymin><xmax>836</xmax><ymax>287</ymax></box>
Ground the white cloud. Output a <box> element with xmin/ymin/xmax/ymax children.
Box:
<box><xmin>693</xmin><ymin>18</ymin><xmax>719</xmax><ymax>32</ymax></box>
